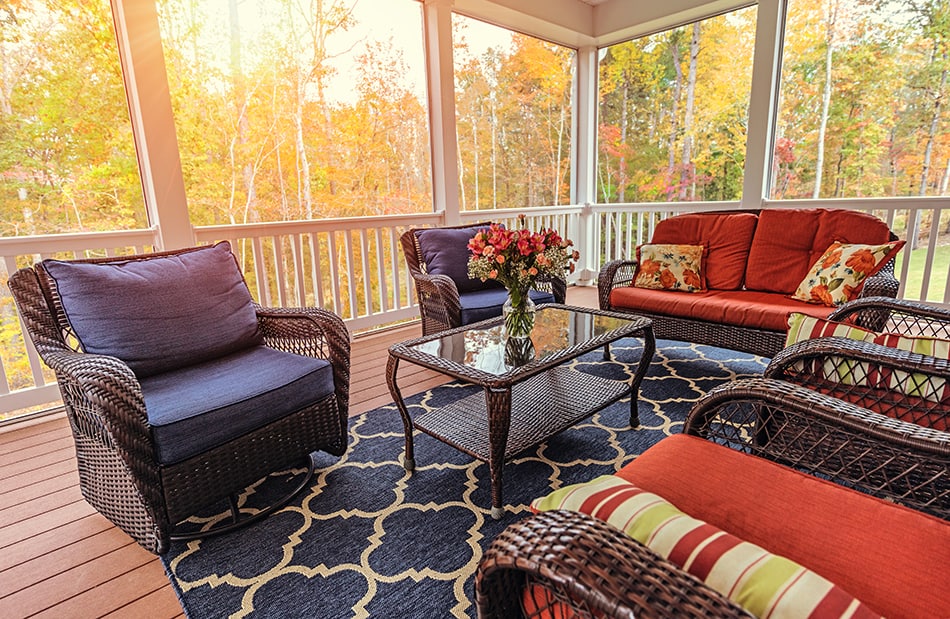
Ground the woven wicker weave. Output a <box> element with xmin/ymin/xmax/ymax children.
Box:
<box><xmin>401</xmin><ymin>223</ymin><xmax>568</xmax><ymax>335</ymax></box>
<box><xmin>597</xmin><ymin>232</ymin><xmax>901</xmax><ymax>358</ymax></box>
<box><xmin>7</xmin><ymin>247</ymin><xmax>351</xmax><ymax>555</ymax></box>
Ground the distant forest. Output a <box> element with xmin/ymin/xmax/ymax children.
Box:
<box><xmin>0</xmin><ymin>0</ymin><xmax>947</xmax><ymax>237</ymax></box>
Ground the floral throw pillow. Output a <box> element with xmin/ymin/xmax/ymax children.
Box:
<box><xmin>634</xmin><ymin>244</ymin><xmax>705</xmax><ymax>293</ymax></box>
<box><xmin>792</xmin><ymin>240</ymin><xmax>904</xmax><ymax>306</ymax></box>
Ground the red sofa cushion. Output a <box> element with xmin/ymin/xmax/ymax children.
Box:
<box><xmin>617</xmin><ymin>434</ymin><xmax>950</xmax><ymax>619</ymax></box>
<box><xmin>651</xmin><ymin>212</ymin><xmax>758</xmax><ymax>290</ymax></box>
<box><xmin>609</xmin><ymin>287</ymin><xmax>833</xmax><ymax>331</ymax></box>
<box><xmin>745</xmin><ymin>209</ymin><xmax>893</xmax><ymax>294</ymax></box>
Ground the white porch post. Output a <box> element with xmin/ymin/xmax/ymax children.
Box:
<box><xmin>111</xmin><ymin>0</ymin><xmax>194</xmax><ymax>249</ymax></box>
<box><xmin>573</xmin><ymin>45</ymin><xmax>599</xmax><ymax>284</ymax></box>
<box><xmin>423</xmin><ymin>0</ymin><xmax>461</xmax><ymax>225</ymax></box>
<box><xmin>740</xmin><ymin>0</ymin><xmax>785</xmax><ymax>209</ymax></box>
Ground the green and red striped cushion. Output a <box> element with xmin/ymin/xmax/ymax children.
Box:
<box><xmin>532</xmin><ymin>475</ymin><xmax>882</xmax><ymax>619</ymax></box>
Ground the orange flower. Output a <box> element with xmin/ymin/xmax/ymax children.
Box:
<box><xmin>845</xmin><ymin>249</ymin><xmax>877</xmax><ymax>275</ymax></box>
<box><xmin>821</xmin><ymin>247</ymin><xmax>843</xmax><ymax>269</ymax></box>
<box><xmin>682</xmin><ymin>269</ymin><xmax>702</xmax><ymax>289</ymax></box>
<box><xmin>640</xmin><ymin>259</ymin><xmax>661</xmax><ymax>276</ymax></box>
<box><xmin>809</xmin><ymin>284</ymin><xmax>835</xmax><ymax>306</ymax></box>
<box><xmin>495</xmin><ymin>255</ymin><xmax>505</xmax><ymax>263</ymax></box>
<box><xmin>660</xmin><ymin>269</ymin><xmax>677</xmax><ymax>289</ymax></box>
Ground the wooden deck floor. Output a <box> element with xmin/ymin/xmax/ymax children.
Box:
<box><xmin>0</xmin><ymin>287</ymin><xmax>598</xmax><ymax>618</ymax></box>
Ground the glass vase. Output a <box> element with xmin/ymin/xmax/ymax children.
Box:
<box><xmin>502</xmin><ymin>286</ymin><xmax>536</xmax><ymax>339</ymax></box>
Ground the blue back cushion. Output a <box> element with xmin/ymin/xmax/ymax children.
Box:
<box><xmin>42</xmin><ymin>242</ymin><xmax>262</xmax><ymax>378</ymax></box>
<box><xmin>417</xmin><ymin>226</ymin><xmax>501</xmax><ymax>293</ymax></box>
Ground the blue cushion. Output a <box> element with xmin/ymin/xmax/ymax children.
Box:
<box><xmin>459</xmin><ymin>288</ymin><xmax>555</xmax><ymax>325</ymax></box>
<box><xmin>42</xmin><ymin>242</ymin><xmax>262</xmax><ymax>378</ymax></box>
<box><xmin>140</xmin><ymin>346</ymin><xmax>336</xmax><ymax>465</ymax></box>
<box><xmin>416</xmin><ymin>226</ymin><xmax>501</xmax><ymax>293</ymax></box>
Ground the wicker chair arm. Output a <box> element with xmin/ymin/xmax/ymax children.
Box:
<box><xmin>476</xmin><ymin>509</ymin><xmax>752</xmax><ymax>619</ymax></box>
<box><xmin>534</xmin><ymin>273</ymin><xmax>568</xmax><ymax>304</ymax></box>
<box><xmin>857</xmin><ymin>271</ymin><xmax>900</xmax><ymax>300</ymax></box>
<box><xmin>685</xmin><ymin>377</ymin><xmax>949</xmax><ymax>518</ymax></box>
<box><xmin>255</xmin><ymin>305</ymin><xmax>351</xmax><ymax>416</ymax></box>
<box><xmin>828</xmin><ymin>296</ymin><xmax>950</xmax><ymax>338</ymax></box>
<box><xmin>597</xmin><ymin>260</ymin><xmax>638</xmax><ymax>310</ymax></box>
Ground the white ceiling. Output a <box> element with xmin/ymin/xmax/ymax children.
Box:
<box><xmin>465</xmin><ymin>0</ymin><xmax>746</xmax><ymax>48</ymax></box>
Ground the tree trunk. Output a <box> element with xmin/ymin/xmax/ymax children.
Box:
<box><xmin>667</xmin><ymin>34</ymin><xmax>683</xmax><ymax>201</ymax></box>
<box><xmin>813</xmin><ymin>0</ymin><xmax>838</xmax><ymax>199</ymax></box>
<box><xmin>680</xmin><ymin>22</ymin><xmax>700</xmax><ymax>201</ymax></box>
<box><xmin>619</xmin><ymin>80</ymin><xmax>629</xmax><ymax>202</ymax></box>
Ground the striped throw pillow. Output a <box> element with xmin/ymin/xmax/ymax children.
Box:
<box><xmin>532</xmin><ymin>476</ymin><xmax>882</xmax><ymax>619</ymax></box>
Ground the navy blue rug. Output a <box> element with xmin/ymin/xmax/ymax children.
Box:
<box><xmin>161</xmin><ymin>339</ymin><xmax>766</xmax><ymax>618</ymax></box>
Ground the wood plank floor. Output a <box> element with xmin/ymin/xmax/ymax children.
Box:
<box><xmin>0</xmin><ymin>287</ymin><xmax>599</xmax><ymax>618</ymax></box>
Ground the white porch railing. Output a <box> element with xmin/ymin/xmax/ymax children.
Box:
<box><xmin>3</xmin><ymin>199</ymin><xmax>950</xmax><ymax>420</ymax></box>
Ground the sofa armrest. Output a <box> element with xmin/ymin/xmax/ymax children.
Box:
<box><xmin>597</xmin><ymin>259</ymin><xmax>638</xmax><ymax>310</ymax></box>
<box><xmin>476</xmin><ymin>509</ymin><xmax>752</xmax><ymax>619</ymax></box>
<box><xmin>685</xmin><ymin>376</ymin><xmax>949</xmax><ymax>519</ymax></box>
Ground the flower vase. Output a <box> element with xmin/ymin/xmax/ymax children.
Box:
<box><xmin>502</xmin><ymin>286</ymin><xmax>536</xmax><ymax>339</ymax></box>
<box><xmin>504</xmin><ymin>336</ymin><xmax>535</xmax><ymax>367</ymax></box>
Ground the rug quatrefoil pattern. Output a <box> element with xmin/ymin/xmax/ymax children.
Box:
<box><xmin>162</xmin><ymin>340</ymin><xmax>766</xmax><ymax>618</ymax></box>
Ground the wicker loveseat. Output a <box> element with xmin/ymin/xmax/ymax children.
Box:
<box><xmin>476</xmin><ymin>378</ymin><xmax>950</xmax><ymax>619</ymax></box>
<box><xmin>598</xmin><ymin>208</ymin><xmax>901</xmax><ymax>357</ymax></box>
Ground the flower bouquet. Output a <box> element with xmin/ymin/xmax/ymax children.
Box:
<box><xmin>467</xmin><ymin>216</ymin><xmax>579</xmax><ymax>339</ymax></box>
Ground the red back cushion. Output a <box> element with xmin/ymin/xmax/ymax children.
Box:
<box><xmin>745</xmin><ymin>209</ymin><xmax>893</xmax><ymax>294</ymax></box>
<box><xmin>651</xmin><ymin>212</ymin><xmax>757</xmax><ymax>290</ymax></box>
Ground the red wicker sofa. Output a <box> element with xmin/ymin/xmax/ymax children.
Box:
<box><xmin>476</xmin><ymin>379</ymin><xmax>950</xmax><ymax>619</ymax></box>
<box><xmin>598</xmin><ymin>209</ymin><xmax>902</xmax><ymax>357</ymax></box>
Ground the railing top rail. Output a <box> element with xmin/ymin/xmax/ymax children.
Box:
<box><xmin>193</xmin><ymin>212</ymin><xmax>446</xmax><ymax>240</ymax></box>
<box><xmin>0</xmin><ymin>228</ymin><xmax>160</xmax><ymax>255</ymax></box>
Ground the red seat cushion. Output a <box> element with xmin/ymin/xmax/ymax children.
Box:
<box><xmin>651</xmin><ymin>212</ymin><xmax>758</xmax><ymax>290</ymax></box>
<box><xmin>609</xmin><ymin>287</ymin><xmax>833</xmax><ymax>331</ymax></box>
<box><xmin>617</xmin><ymin>434</ymin><xmax>950</xmax><ymax>619</ymax></box>
<box><xmin>745</xmin><ymin>209</ymin><xmax>893</xmax><ymax>294</ymax></box>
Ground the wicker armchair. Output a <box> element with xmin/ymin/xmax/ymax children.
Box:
<box><xmin>401</xmin><ymin>223</ymin><xmax>567</xmax><ymax>335</ymax></box>
<box><xmin>476</xmin><ymin>378</ymin><xmax>949</xmax><ymax>618</ymax></box>
<box><xmin>8</xmin><ymin>243</ymin><xmax>351</xmax><ymax>554</ymax></box>
<box><xmin>763</xmin><ymin>296</ymin><xmax>950</xmax><ymax>518</ymax></box>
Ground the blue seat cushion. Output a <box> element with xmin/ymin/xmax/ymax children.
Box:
<box><xmin>416</xmin><ymin>226</ymin><xmax>503</xmax><ymax>293</ymax></box>
<box><xmin>42</xmin><ymin>242</ymin><xmax>262</xmax><ymax>378</ymax></box>
<box><xmin>459</xmin><ymin>288</ymin><xmax>556</xmax><ymax>325</ymax></box>
<box><xmin>140</xmin><ymin>346</ymin><xmax>335</xmax><ymax>465</ymax></box>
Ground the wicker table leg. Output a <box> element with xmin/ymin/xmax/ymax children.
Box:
<box><xmin>485</xmin><ymin>386</ymin><xmax>512</xmax><ymax>520</ymax></box>
<box><xmin>628</xmin><ymin>325</ymin><xmax>656</xmax><ymax>428</ymax></box>
<box><xmin>386</xmin><ymin>354</ymin><xmax>416</xmax><ymax>471</ymax></box>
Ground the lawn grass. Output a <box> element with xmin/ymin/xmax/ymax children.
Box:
<box><xmin>899</xmin><ymin>244</ymin><xmax>950</xmax><ymax>303</ymax></box>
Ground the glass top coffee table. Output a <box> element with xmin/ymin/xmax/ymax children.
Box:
<box><xmin>386</xmin><ymin>304</ymin><xmax>655</xmax><ymax>519</ymax></box>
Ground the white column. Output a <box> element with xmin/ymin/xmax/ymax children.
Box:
<box><xmin>423</xmin><ymin>0</ymin><xmax>461</xmax><ymax>225</ymax></box>
<box><xmin>740</xmin><ymin>0</ymin><xmax>785</xmax><ymax>209</ymax></box>
<box><xmin>111</xmin><ymin>0</ymin><xmax>194</xmax><ymax>249</ymax></box>
<box><xmin>573</xmin><ymin>45</ymin><xmax>598</xmax><ymax>284</ymax></box>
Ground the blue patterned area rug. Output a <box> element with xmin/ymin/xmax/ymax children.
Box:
<box><xmin>161</xmin><ymin>339</ymin><xmax>765</xmax><ymax>618</ymax></box>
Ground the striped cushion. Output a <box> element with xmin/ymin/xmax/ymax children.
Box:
<box><xmin>785</xmin><ymin>312</ymin><xmax>876</xmax><ymax>347</ymax></box>
<box><xmin>532</xmin><ymin>476</ymin><xmax>882</xmax><ymax>619</ymax></box>
<box><xmin>785</xmin><ymin>313</ymin><xmax>876</xmax><ymax>385</ymax></box>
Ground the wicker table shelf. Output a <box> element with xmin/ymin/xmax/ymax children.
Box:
<box><xmin>386</xmin><ymin>304</ymin><xmax>654</xmax><ymax>519</ymax></box>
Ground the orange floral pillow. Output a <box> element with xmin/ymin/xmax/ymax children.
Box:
<box><xmin>792</xmin><ymin>240</ymin><xmax>904</xmax><ymax>306</ymax></box>
<box><xmin>634</xmin><ymin>244</ymin><xmax>705</xmax><ymax>293</ymax></box>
